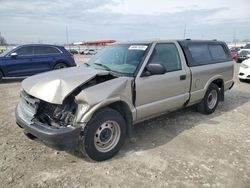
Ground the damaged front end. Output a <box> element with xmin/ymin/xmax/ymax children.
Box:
<box><xmin>15</xmin><ymin>90</ymin><xmax>82</xmax><ymax>150</ymax></box>
<box><xmin>15</xmin><ymin>66</ymin><xmax>134</xmax><ymax>151</ymax></box>
<box><xmin>15</xmin><ymin>74</ymin><xmax>128</xmax><ymax>149</ymax></box>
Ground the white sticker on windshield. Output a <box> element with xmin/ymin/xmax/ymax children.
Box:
<box><xmin>129</xmin><ymin>45</ymin><xmax>148</xmax><ymax>51</ymax></box>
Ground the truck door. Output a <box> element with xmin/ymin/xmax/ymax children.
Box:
<box><xmin>135</xmin><ymin>42</ymin><xmax>190</xmax><ymax>120</ymax></box>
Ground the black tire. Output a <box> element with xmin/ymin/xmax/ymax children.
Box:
<box><xmin>80</xmin><ymin>108</ymin><xmax>127</xmax><ymax>161</ymax></box>
<box><xmin>54</xmin><ymin>63</ymin><xmax>68</xmax><ymax>70</ymax></box>
<box><xmin>197</xmin><ymin>83</ymin><xmax>219</xmax><ymax>115</ymax></box>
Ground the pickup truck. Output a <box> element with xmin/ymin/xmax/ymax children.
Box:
<box><xmin>15</xmin><ymin>40</ymin><xmax>234</xmax><ymax>161</ymax></box>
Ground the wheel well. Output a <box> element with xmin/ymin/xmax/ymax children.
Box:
<box><xmin>212</xmin><ymin>79</ymin><xmax>224</xmax><ymax>101</ymax></box>
<box><xmin>212</xmin><ymin>79</ymin><xmax>223</xmax><ymax>88</ymax></box>
<box><xmin>0</xmin><ymin>69</ymin><xmax>5</xmax><ymax>77</ymax></box>
<box><xmin>0</xmin><ymin>68</ymin><xmax>4</xmax><ymax>77</ymax></box>
<box><xmin>54</xmin><ymin>61</ymin><xmax>68</xmax><ymax>67</ymax></box>
<box><xmin>108</xmin><ymin>101</ymin><xmax>133</xmax><ymax>137</ymax></box>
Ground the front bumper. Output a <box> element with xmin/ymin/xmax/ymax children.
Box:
<box><xmin>238</xmin><ymin>67</ymin><xmax>250</xmax><ymax>80</ymax></box>
<box><xmin>15</xmin><ymin>104</ymin><xmax>82</xmax><ymax>150</ymax></box>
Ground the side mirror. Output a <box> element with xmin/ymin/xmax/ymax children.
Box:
<box><xmin>143</xmin><ymin>63</ymin><xmax>166</xmax><ymax>76</ymax></box>
<box><xmin>10</xmin><ymin>52</ymin><xmax>18</xmax><ymax>58</ymax></box>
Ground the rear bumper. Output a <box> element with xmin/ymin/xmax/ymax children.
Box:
<box><xmin>15</xmin><ymin>104</ymin><xmax>82</xmax><ymax>150</ymax></box>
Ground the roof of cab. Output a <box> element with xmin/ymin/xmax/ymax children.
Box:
<box><xmin>114</xmin><ymin>39</ymin><xmax>225</xmax><ymax>45</ymax></box>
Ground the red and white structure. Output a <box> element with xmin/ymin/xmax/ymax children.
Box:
<box><xmin>73</xmin><ymin>40</ymin><xmax>116</xmax><ymax>46</ymax></box>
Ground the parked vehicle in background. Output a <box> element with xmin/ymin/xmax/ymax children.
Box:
<box><xmin>0</xmin><ymin>44</ymin><xmax>76</xmax><ymax>81</ymax></box>
<box><xmin>238</xmin><ymin>55</ymin><xmax>250</xmax><ymax>82</ymax></box>
<box><xmin>83</xmin><ymin>49</ymin><xmax>97</xmax><ymax>55</ymax></box>
<box><xmin>16</xmin><ymin>40</ymin><xmax>234</xmax><ymax>161</ymax></box>
<box><xmin>237</xmin><ymin>44</ymin><xmax>250</xmax><ymax>63</ymax></box>
<box><xmin>230</xmin><ymin>47</ymin><xmax>241</xmax><ymax>60</ymax></box>
<box><xmin>68</xmin><ymin>49</ymin><xmax>78</xmax><ymax>54</ymax></box>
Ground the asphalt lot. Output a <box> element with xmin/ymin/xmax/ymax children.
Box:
<box><xmin>0</xmin><ymin>56</ymin><xmax>249</xmax><ymax>188</ymax></box>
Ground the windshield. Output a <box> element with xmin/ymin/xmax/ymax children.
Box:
<box><xmin>0</xmin><ymin>47</ymin><xmax>15</xmax><ymax>57</ymax></box>
<box><xmin>87</xmin><ymin>44</ymin><xmax>149</xmax><ymax>75</ymax></box>
<box><xmin>243</xmin><ymin>44</ymin><xmax>250</xmax><ymax>49</ymax></box>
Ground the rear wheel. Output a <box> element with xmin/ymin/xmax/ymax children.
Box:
<box><xmin>197</xmin><ymin>83</ymin><xmax>219</xmax><ymax>114</ymax></box>
<box><xmin>80</xmin><ymin>108</ymin><xmax>126</xmax><ymax>161</ymax></box>
<box><xmin>54</xmin><ymin>63</ymin><xmax>67</xmax><ymax>70</ymax></box>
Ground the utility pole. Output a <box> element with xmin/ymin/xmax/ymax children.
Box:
<box><xmin>183</xmin><ymin>24</ymin><xmax>187</xmax><ymax>39</ymax></box>
<box><xmin>233</xmin><ymin>28</ymin><xmax>236</xmax><ymax>47</ymax></box>
<box><xmin>66</xmin><ymin>26</ymin><xmax>69</xmax><ymax>49</ymax></box>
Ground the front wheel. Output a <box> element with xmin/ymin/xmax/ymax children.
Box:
<box><xmin>54</xmin><ymin>63</ymin><xmax>67</xmax><ymax>70</ymax></box>
<box><xmin>197</xmin><ymin>83</ymin><xmax>219</xmax><ymax>114</ymax></box>
<box><xmin>80</xmin><ymin>108</ymin><xmax>127</xmax><ymax>161</ymax></box>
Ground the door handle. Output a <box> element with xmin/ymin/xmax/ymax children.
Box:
<box><xmin>180</xmin><ymin>75</ymin><xmax>186</xmax><ymax>80</ymax></box>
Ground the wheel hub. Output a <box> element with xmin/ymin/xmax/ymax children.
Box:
<box><xmin>207</xmin><ymin>89</ymin><xmax>218</xmax><ymax>109</ymax></box>
<box><xmin>94</xmin><ymin>121</ymin><xmax>121</xmax><ymax>153</ymax></box>
<box><xmin>100</xmin><ymin>128</ymin><xmax>112</xmax><ymax>142</ymax></box>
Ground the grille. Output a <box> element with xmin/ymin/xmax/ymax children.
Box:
<box><xmin>239</xmin><ymin>51</ymin><xmax>250</xmax><ymax>56</ymax></box>
<box><xmin>20</xmin><ymin>90</ymin><xmax>39</xmax><ymax>119</ymax></box>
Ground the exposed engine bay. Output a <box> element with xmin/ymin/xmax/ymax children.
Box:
<box><xmin>34</xmin><ymin>74</ymin><xmax>117</xmax><ymax>128</ymax></box>
<box><xmin>35</xmin><ymin>96</ymin><xmax>77</xmax><ymax>128</ymax></box>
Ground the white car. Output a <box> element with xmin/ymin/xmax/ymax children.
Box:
<box><xmin>239</xmin><ymin>55</ymin><xmax>250</xmax><ymax>82</ymax></box>
<box><xmin>83</xmin><ymin>49</ymin><xmax>97</xmax><ymax>55</ymax></box>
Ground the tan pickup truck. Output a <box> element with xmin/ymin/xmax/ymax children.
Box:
<box><xmin>16</xmin><ymin>40</ymin><xmax>234</xmax><ymax>161</ymax></box>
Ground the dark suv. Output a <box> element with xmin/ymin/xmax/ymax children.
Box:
<box><xmin>0</xmin><ymin>44</ymin><xmax>76</xmax><ymax>80</ymax></box>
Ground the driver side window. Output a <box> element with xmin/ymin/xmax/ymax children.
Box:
<box><xmin>14</xmin><ymin>46</ymin><xmax>34</xmax><ymax>56</ymax></box>
<box><xmin>148</xmin><ymin>43</ymin><xmax>181</xmax><ymax>72</ymax></box>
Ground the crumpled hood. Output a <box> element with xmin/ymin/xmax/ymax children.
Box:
<box><xmin>22</xmin><ymin>66</ymin><xmax>109</xmax><ymax>104</ymax></box>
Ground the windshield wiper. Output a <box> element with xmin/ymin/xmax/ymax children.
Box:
<box><xmin>94</xmin><ymin>63</ymin><xmax>111</xmax><ymax>71</ymax></box>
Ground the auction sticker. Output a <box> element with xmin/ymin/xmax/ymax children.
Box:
<box><xmin>129</xmin><ymin>45</ymin><xmax>148</xmax><ymax>51</ymax></box>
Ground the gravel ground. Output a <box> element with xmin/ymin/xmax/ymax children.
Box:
<box><xmin>0</xmin><ymin>57</ymin><xmax>249</xmax><ymax>188</ymax></box>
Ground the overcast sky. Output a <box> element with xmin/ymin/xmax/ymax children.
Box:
<box><xmin>0</xmin><ymin>0</ymin><xmax>249</xmax><ymax>44</ymax></box>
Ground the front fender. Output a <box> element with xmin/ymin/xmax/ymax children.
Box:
<box><xmin>77</xmin><ymin>97</ymin><xmax>136</xmax><ymax>123</ymax></box>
